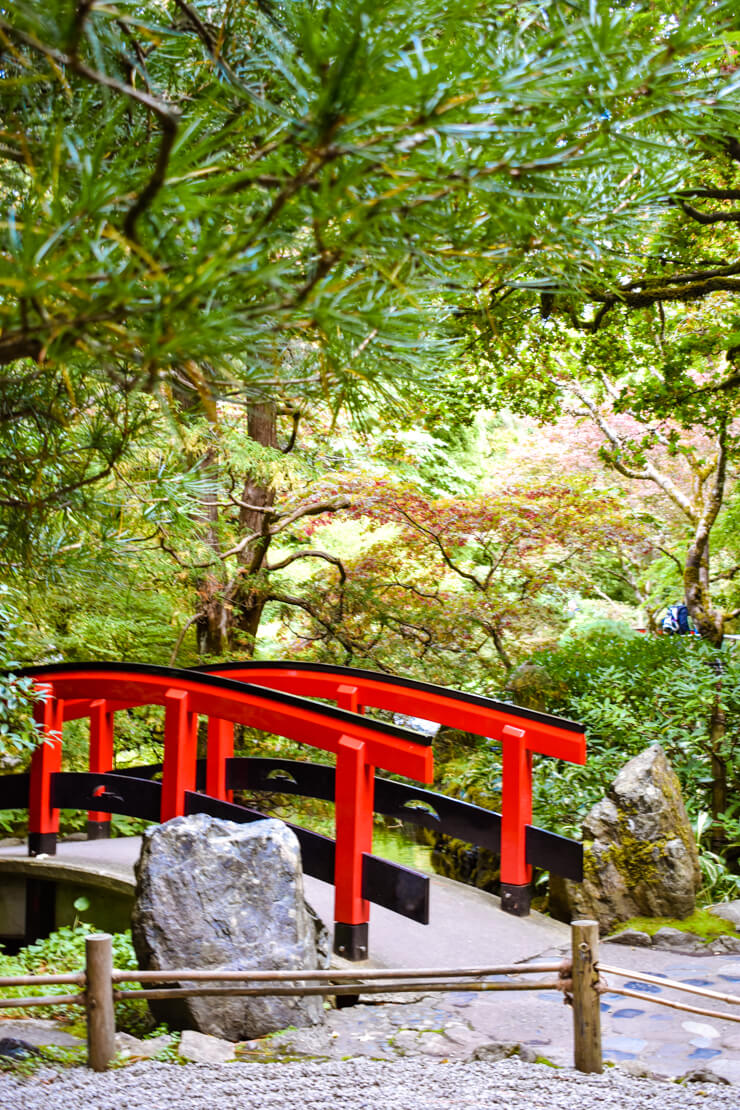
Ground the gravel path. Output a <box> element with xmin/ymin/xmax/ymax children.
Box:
<box><xmin>1</xmin><ymin>1057</ymin><xmax>737</xmax><ymax>1110</ymax></box>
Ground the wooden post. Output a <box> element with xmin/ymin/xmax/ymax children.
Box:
<box><xmin>571</xmin><ymin>919</ymin><xmax>602</xmax><ymax>1074</ymax></box>
<box><xmin>86</xmin><ymin>933</ymin><xmax>115</xmax><ymax>1071</ymax></box>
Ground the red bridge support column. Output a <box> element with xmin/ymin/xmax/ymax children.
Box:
<box><xmin>161</xmin><ymin>690</ymin><xmax>198</xmax><ymax>822</ymax></box>
<box><xmin>206</xmin><ymin>718</ymin><xmax>234</xmax><ymax>802</ymax></box>
<box><xmin>29</xmin><ymin>687</ymin><xmax>63</xmax><ymax>857</ymax></box>
<box><xmin>88</xmin><ymin>699</ymin><xmax>114</xmax><ymax>840</ymax></box>
<box><xmin>500</xmin><ymin>724</ymin><xmax>532</xmax><ymax>916</ymax></box>
<box><xmin>333</xmin><ymin>733</ymin><xmax>374</xmax><ymax>961</ymax></box>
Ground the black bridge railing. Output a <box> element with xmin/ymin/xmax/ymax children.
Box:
<box><xmin>0</xmin><ymin>756</ymin><xmax>582</xmax><ymax>928</ymax></box>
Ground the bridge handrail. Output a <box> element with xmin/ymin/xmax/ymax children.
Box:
<box><xmin>16</xmin><ymin>661</ymin><xmax>433</xmax><ymax>754</ymax></box>
<box><xmin>192</xmin><ymin>661</ymin><xmax>585</xmax><ymax>762</ymax></box>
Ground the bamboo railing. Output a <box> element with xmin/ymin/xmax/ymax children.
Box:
<box><xmin>2</xmin><ymin>921</ymin><xmax>739</xmax><ymax>1073</ymax></box>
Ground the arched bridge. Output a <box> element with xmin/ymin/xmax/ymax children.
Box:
<box><xmin>3</xmin><ymin>661</ymin><xmax>586</xmax><ymax>960</ymax></box>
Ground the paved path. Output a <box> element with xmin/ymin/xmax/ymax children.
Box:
<box><xmin>2</xmin><ymin>837</ymin><xmax>740</xmax><ymax>1082</ymax></box>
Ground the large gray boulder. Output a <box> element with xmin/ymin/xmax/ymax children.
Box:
<box><xmin>131</xmin><ymin>813</ymin><xmax>328</xmax><ymax>1039</ymax></box>
<box><xmin>550</xmin><ymin>745</ymin><xmax>701</xmax><ymax>933</ymax></box>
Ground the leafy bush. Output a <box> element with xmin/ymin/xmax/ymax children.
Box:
<box><xmin>525</xmin><ymin>631</ymin><xmax>740</xmax><ymax>843</ymax></box>
<box><xmin>0</xmin><ymin>585</ymin><xmax>44</xmax><ymax>773</ymax></box>
<box><xmin>0</xmin><ymin>922</ymin><xmax>153</xmax><ymax>1036</ymax></box>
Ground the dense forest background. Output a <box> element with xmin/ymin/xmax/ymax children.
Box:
<box><xmin>3</xmin><ymin>0</ymin><xmax>740</xmax><ymax>901</ymax></box>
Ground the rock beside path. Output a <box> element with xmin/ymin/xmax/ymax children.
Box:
<box><xmin>551</xmin><ymin>745</ymin><xmax>701</xmax><ymax>933</ymax></box>
<box><xmin>709</xmin><ymin>900</ymin><xmax>740</xmax><ymax>929</ymax></box>
<box><xmin>131</xmin><ymin>813</ymin><xmax>327</xmax><ymax>1040</ymax></box>
<box><xmin>179</xmin><ymin>1030</ymin><xmax>236</xmax><ymax>1064</ymax></box>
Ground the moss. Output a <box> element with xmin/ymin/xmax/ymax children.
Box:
<box><xmin>609</xmin><ymin>821</ymin><xmax>663</xmax><ymax>888</ymax></box>
<box><xmin>60</xmin><ymin>1019</ymin><xmax>87</xmax><ymax>1039</ymax></box>
<box><xmin>584</xmin><ymin>800</ymin><xmax>685</xmax><ymax>891</ymax></box>
<box><xmin>614</xmin><ymin>908</ymin><xmax>740</xmax><ymax>940</ymax></box>
<box><xmin>581</xmin><ymin>840</ymin><xmax>598</xmax><ymax>881</ymax></box>
<box><xmin>583</xmin><ymin>823</ymin><xmax>664</xmax><ymax>889</ymax></box>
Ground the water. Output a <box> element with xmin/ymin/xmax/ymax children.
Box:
<box><xmin>371</xmin><ymin>824</ymin><xmax>435</xmax><ymax>874</ymax></box>
<box><xmin>272</xmin><ymin>798</ymin><xmax>436</xmax><ymax>875</ymax></box>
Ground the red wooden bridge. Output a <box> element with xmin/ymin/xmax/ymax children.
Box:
<box><xmin>3</xmin><ymin>661</ymin><xmax>586</xmax><ymax>960</ymax></box>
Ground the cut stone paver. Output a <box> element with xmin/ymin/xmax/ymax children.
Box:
<box><xmin>0</xmin><ymin>1020</ymin><xmax>83</xmax><ymax>1048</ymax></box>
<box><xmin>179</xmin><ymin>1030</ymin><xmax>237</xmax><ymax>1064</ymax></box>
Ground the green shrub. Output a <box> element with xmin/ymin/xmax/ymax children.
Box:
<box><xmin>0</xmin><ymin>923</ymin><xmax>153</xmax><ymax>1036</ymax></box>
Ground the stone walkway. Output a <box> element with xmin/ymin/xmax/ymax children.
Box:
<box><xmin>233</xmin><ymin>938</ymin><xmax>740</xmax><ymax>1085</ymax></box>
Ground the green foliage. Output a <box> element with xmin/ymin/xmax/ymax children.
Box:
<box><xmin>560</xmin><ymin>618</ymin><xmax>641</xmax><ymax>645</ymax></box>
<box><xmin>695</xmin><ymin>845</ymin><xmax>740</xmax><ymax>903</ymax></box>
<box><xmin>692</xmin><ymin>810</ymin><xmax>740</xmax><ymax>901</ymax></box>
<box><xmin>614</xmin><ymin>909</ymin><xmax>740</xmax><ymax>941</ymax></box>
<box><xmin>0</xmin><ymin>1041</ymin><xmax>88</xmax><ymax>1076</ymax></box>
<box><xmin>0</xmin><ymin>585</ymin><xmax>44</xmax><ymax>768</ymax></box>
<box><xmin>524</xmin><ymin>632</ymin><xmax>740</xmax><ymax>838</ymax></box>
<box><xmin>0</xmin><ymin>923</ymin><xmax>153</xmax><ymax>1036</ymax></box>
<box><xmin>2</xmin><ymin>0</ymin><xmax>739</xmax><ymax>560</ymax></box>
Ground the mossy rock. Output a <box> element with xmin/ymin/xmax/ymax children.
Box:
<box><xmin>550</xmin><ymin>745</ymin><xmax>701</xmax><ymax>934</ymax></box>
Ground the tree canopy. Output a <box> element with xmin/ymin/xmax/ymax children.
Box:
<box><xmin>3</xmin><ymin>2</ymin><xmax>739</xmax><ymax>456</ymax></box>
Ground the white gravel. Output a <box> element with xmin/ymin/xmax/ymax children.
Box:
<box><xmin>0</xmin><ymin>1057</ymin><xmax>737</xmax><ymax>1110</ymax></box>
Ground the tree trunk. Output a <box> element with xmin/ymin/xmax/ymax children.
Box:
<box><xmin>229</xmin><ymin>401</ymin><xmax>279</xmax><ymax>655</ymax></box>
<box><xmin>195</xmin><ymin>436</ymin><xmax>232</xmax><ymax>655</ymax></box>
<box><xmin>196</xmin><ymin>575</ymin><xmax>231</xmax><ymax>656</ymax></box>
<box><xmin>683</xmin><ymin>425</ymin><xmax>727</xmax><ymax>647</ymax></box>
<box><xmin>191</xmin><ymin>401</ymin><xmax>280</xmax><ymax>658</ymax></box>
<box><xmin>684</xmin><ymin>536</ymin><xmax>724</xmax><ymax>646</ymax></box>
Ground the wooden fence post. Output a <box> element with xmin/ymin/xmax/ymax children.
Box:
<box><xmin>571</xmin><ymin>919</ymin><xmax>602</xmax><ymax>1074</ymax></box>
<box><xmin>86</xmin><ymin>933</ymin><xmax>115</xmax><ymax>1071</ymax></box>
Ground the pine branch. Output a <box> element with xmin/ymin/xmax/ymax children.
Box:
<box><xmin>676</xmin><ymin>200</ymin><xmax>740</xmax><ymax>226</ymax></box>
<box><xmin>0</xmin><ymin>16</ymin><xmax>180</xmax><ymax>243</ymax></box>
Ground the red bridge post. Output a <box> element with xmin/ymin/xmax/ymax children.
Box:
<box><xmin>161</xmin><ymin>690</ymin><xmax>198</xmax><ymax>822</ymax></box>
<box><xmin>333</xmin><ymin>684</ymin><xmax>374</xmax><ymax>959</ymax></box>
<box><xmin>333</xmin><ymin>736</ymin><xmax>374</xmax><ymax>960</ymax></box>
<box><xmin>206</xmin><ymin>718</ymin><xmax>234</xmax><ymax>802</ymax></box>
<box><xmin>28</xmin><ymin>686</ymin><xmax>63</xmax><ymax>856</ymax></box>
<box><xmin>499</xmin><ymin>724</ymin><xmax>532</xmax><ymax>916</ymax></box>
<box><xmin>88</xmin><ymin>699</ymin><xmax>114</xmax><ymax>839</ymax></box>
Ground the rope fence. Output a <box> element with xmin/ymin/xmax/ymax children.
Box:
<box><xmin>1</xmin><ymin>921</ymin><xmax>739</xmax><ymax>1071</ymax></box>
